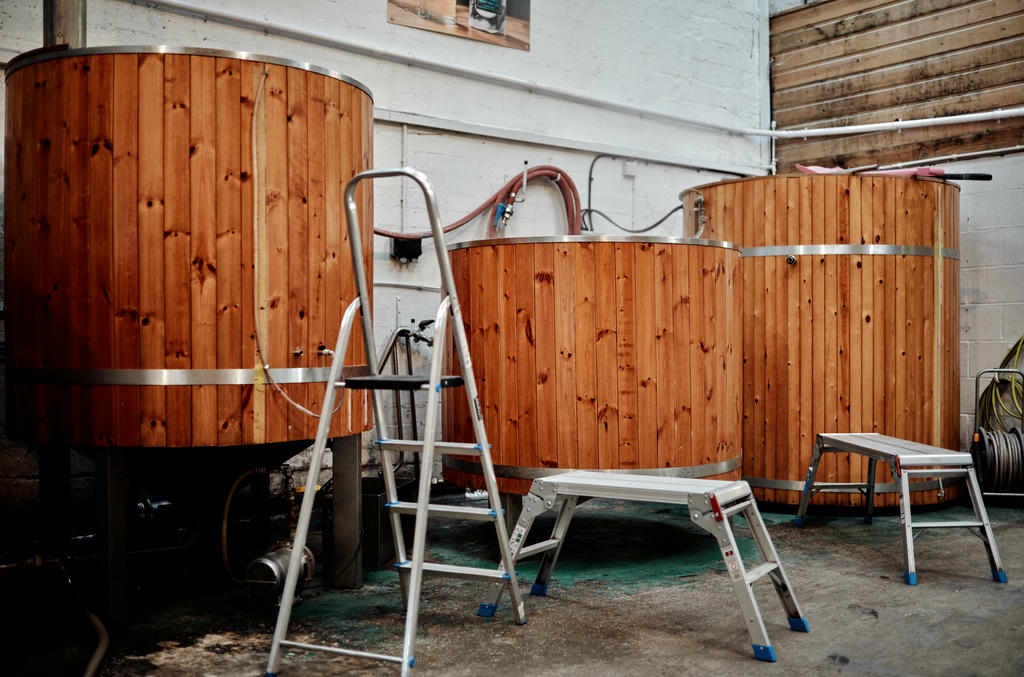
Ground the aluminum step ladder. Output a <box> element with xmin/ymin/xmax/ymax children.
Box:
<box><xmin>266</xmin><ymin>168</ymin><xmax>525</xmax><ymax>677</ymax></box>
<box><xmin>795</xmin><ymin>433</ymin><xmax>1007</xmax><ymax>586</ymax></box>
<box><xmin>479</xmin><ymin>471</ymin><xmax>810</xmax><ymax>662</ymax></box>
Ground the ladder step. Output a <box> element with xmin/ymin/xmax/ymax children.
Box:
<box><xmin>517</xmin><ymin>539</ymin><xmax>561</xmax><ymax>560</ymax></box>
<box><xmin>720</xmin><ymin>499</ymin><xmax>754</xmax><ymax>518</ymax></box>
<box><xmin>388</xmin><ymin>502</ymin><xmax>501</xmax><ymax>521</ymax></box>
<box><xmin>912</xmin><ymin>520</ymin><xmax>985</xmax><ymax>529</ymax></box>
<box><xmin>744</xmin><ymin>561</ymin><xmax>779</xmax><ymax>584</ymax></box>
<box><xmin>396</xmin><ymin>561</ymin><xmax>512</xmax><ymax>583</ymax></box>
<box><xmin>278</xmin><ymin>639</ymin><xmax>403</xmax><ymax>664</ymax></box>
<box><xmin>343</xmin><ymin>374</ymin><xmax>464</xmax><ymax>390</ymax></box>
<box><xmin>378</xmin><ymin>439</ymin><xmax>484</xmax><ymax>457</ymax></box>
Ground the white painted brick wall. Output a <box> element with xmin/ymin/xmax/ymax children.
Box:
<box><xmin>949</xmin><ymin>154</ymin><xmax>1024</xmax><ymax>449</ymax></box>
<box><xmin>0</xmin><ymin>0</ymin><xmax>760</xmax><ymax>493</ymax></box>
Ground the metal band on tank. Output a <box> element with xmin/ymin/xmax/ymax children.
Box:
<box><xmin>744</xmin><ymin>477</ymin><xmax>950</xmax><ymax>494</ymax></box>
<box><xmin>6</xmin><ymin>366</ymin><xmax>365</xmax><ymax>386</ymax></box>
<box><xmin>448</xmin><ymin>234</ymin><xmax>738</xmax><ymax>252</ymax></box>
<box><xmin>443</xmin><ymin>455</ymin><xmax>741</xmax><ymax>480</ymax></box>
<box><xmin>3</xmin><ymin>45</ymin><xmax>373</xmax><ymax>99</ymax></box>
<box><xmin>741</xmin><ymin>244</ymin><xmax>959</xmax><ymax>260</ymax></box>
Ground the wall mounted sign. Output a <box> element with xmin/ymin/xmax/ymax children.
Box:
<box><xmin>388</xmin><ymin>0</ymin><xmax>531</xmax><ymax>51</ymax></box>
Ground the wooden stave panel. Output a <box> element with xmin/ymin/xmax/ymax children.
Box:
<box><xmin>2</xmin><ymin>53</ymin><xmax>373</xmax><ymax>447</ymax></box>
<box><xmin>442</xmin><ymin>240</ymin><xmax>742</xmax><ymax>494</ymax></box>
<box><xmin>697</xmin><ymin>174</ymin><xmax>960</xmax><ymax>507</ymax></box>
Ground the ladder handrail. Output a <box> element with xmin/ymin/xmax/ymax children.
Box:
<box><xmin>343</xmin><ymin>168</ymin><xmax>497</xmax><ymax>502</ymax></box>
<box><xmin>270</xmin><ymin>168</ymin><xmax>524</xmax><ymax>677</ymax></box>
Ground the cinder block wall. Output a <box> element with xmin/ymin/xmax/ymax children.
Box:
<box><xmin>954</xmin><ymin>154</ymin><xmax>1024</xmax><ymax>448</ymax></box>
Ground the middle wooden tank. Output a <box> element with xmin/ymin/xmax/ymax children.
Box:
<box><xmin>442</xmin><ymin>235</ymin><xmax>742</xmax><ymax>494</ymax></box>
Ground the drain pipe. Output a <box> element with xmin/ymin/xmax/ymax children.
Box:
<box><xmin>44</xmin><ymin>0</ymin><xmax>86</xmax><ymax>48</ymax></box>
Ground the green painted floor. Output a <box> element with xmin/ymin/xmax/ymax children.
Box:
<box><xmin>10</xmin><ymin>492</ymin><xmax>1024</xmax><ymax>676</ymax></box>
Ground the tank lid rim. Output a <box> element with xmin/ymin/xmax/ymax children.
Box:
<box><xmin>687</xmin><ymin>173</ymin><xmax>961</xmax><ymax>192</ymax></box>
<box><xmin>447</xmin><ymin>234</ymin><xmax>739</xmax><ymax>251</ymax></box>
<box><xmin>4</xmin><ymin>44</ymin><xmax>374</xmax><ymax>99</ymax></box>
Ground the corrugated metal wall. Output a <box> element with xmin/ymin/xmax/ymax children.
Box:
<box><xmin>771</xmin><ymin>0</ymin><xmax>1024</xmax><ymax>171</ymax></box>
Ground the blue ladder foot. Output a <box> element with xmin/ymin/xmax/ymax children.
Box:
<box><xmin>788</xmin><ymin>616</ymin><xmax>810</xmax><ymax>633</ymax></box>
<box><xmin>794</xmin><ymin>516</ymin><xmax>805</xmax><ymax>526</ymax></box>
<box><xmin>266</xmin><ymin>673</ymin><xmax>277</xmax><ymax>677</ymax></box>
<box><xmin>531</xmin><ymin>583</ymin><xmax>549</xmax><ymax>596</ymax></box>
<box><xmin>993</xmin><ymin>569</ymin><xmax>1008</xmax><ymax>583</ymax></box>
<box><xmin>903</xmin><ymin>571</ymin><xmax>918</xmax><ymax>586</ymax></box>
<box><xmin>477</xmin><ymin>603</ymin><xmax>497</xmax><ymax>617</ymax></box>
<box><xmin>752</xmin><ymin>644</ymin><xmax>777</xmax><ymax>662</ymax></box>
<box><xmin>863</xmin><ymin>515</ymin><xmax>873</xmax><ymax>525</ymax></box>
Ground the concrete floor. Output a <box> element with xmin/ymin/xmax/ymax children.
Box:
<box><xmin>14</xmin><ymin>492</ymin><xmax>1024</xmax><ymax>676</ymax></box>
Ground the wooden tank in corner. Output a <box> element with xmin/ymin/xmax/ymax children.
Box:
<box><xmin>693</xmin><ymin>174</ymin><xmax>961</xmax><ymax>507</ymax></box>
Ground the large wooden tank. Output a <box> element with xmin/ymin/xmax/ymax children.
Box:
<box><xmin>442</xmin><ymin>236</ymin><xmax>742</xmax><ymax>494</ymax></box>
<box><xmin>4</xmin><ymin>47</ymin><xmax>374</xmax><ymax>447</ymax></box>
<box><xmin>694</xmin><ymin>174</ymin><xmax>960</xmax><ymax>507</ymax></box>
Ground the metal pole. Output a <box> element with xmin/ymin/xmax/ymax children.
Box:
<box><xmin>44</xmin><ymin>0</ymin><xmax>87</xmax><ymax>48</ymax></box>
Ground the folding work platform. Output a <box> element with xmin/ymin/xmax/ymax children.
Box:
<box><xmin>795</xmin><ymin>433</ymin><xmax>1008</xmax><ymax>586</ymax></box>
<box><xmin>481</xmin><ymin>471</ymin><xmax>810</xmax><ymax>662</ymax></box>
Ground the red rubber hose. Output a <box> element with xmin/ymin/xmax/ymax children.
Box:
<box><xmin>373</xmin><ymin>165</ymin><xmax>582</xmax><ymax>240</ymax></box>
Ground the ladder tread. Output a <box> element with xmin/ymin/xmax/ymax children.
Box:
<box><xmin>378</xmin><ymin>439</ymin><xmax>483</xmax><ymax>456</ymax></box>
<box><xmin>744</xmin><ymin>561</ymin><xmax>779</xmax><ymax>583</ymax></box>
<box><xmin>278</xmin><ymin>639</ymin><xmax>403</xmax><ymax>664</ymax></box>
<box><xmin>721</xmin><ymin>499</ymin><xmax>754</xmax><ymax>517</ymax></box>
<box><xmin>344</xmin><ymin>374</ymin><xmax>464</xmax><ymax>390</ymax></box>
<box><xmin>396</xmin><ymin>561</ymin><xmax>512</xmax><ymax>583</ymax></box>
<box><xmin>911</xmin><ymin>520</ymin><xmax>985</xmax><ymax>529</ymax></box>
<box><xmin>388</xmin><ymin>501</ymin><xmax>500</xmax><ymax>521</ymax></box>
<box><xmin>517</xmin><ymin>538</ymin><xmax>561</xmax><ymax>560</ymax></box>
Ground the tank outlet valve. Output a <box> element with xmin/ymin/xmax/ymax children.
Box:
<box><xmin>244</xmin><ymin>544</ymin><xmax>315</xmax><ymax>602</ymax></box>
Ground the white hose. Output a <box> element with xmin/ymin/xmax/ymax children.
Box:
<box><xmin>83</xmin><ymin>610</ymin><xmax>109</xmax><ymax>677</ymax></box>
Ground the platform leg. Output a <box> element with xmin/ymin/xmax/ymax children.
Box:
<box><xmin>795</xmin><ymin>439</ymin><xmax>824</xmax><ymax>525</ymax></box>
<box><xmin>479</xmin><ymin>492</ymin><xmax>547</xmax><ymax>614</ymax></box>
<box><xmin>691</xmin><ymin>493</ymin><xmax>775</xmax><ymax>660</ymax></box>
<box><xmin>530</xmin><ymin>496</ymin><xmax>578</xmax><ymax>595</ymax></box>
<box><xmin>719</xmin><ymin>516</ymin><xmax>774</xmax><ymax>659</ymax></box>
<box><xmin>864</xmin><ymin>457</ymin><xmax>878</xmax><ymax>524</ymax></box>
<box><xmin>742</xmin><ymin>503</ymin><xmax>807</xmax><ymax>630</ymax></box>
<box><xmin>964</xmin><ymin>466</ymin><xmax>1007</xmax><ymax>582</ymax></box>
<box><xmin>895</xmin><ymin>462</ymin><xmax>917</xmax><ymax>585</ymax></box>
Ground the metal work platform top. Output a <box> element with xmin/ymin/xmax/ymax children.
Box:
<box><xmin>531</xmin><ymin>471</ymin><xmax>752</xmax><ymax>506</ymax></box>
<box><xmin>817</xmin><ymin>433</ymin><xmax>973</xmax><ymax>467</ymax></box>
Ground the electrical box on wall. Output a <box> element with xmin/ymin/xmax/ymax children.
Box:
<box><xmin>390</xmin><ymin>237</ymin><xmax>422</xmax><ymax>263</ymax></box>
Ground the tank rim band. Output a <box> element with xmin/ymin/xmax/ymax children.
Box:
<box><xmin>741</xmin><ymin>244</ymin><xmax>959</xmax><ymax>259</ymax></box>
<box><xmin>6</xmin><ymin>366</ymin><xmax>366</xmax><ymax>386</ymax></box>
<box><xmin>4</xmin><ymin>45</ymin><xmax>373</xmax><ymax>99</ymax></box>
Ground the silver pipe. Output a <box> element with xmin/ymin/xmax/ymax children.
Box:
<box><xmin>44</xmin><ymin>0</ymin><xmax>86</xmax><ymax>48</ymax></box>
<box><xmin>877</xmin><ymin>145</ymin><xmax>1024</xmax><ymax>170</ymax></box>
<box><xmin>374</xmin><ymin>281</ymin><xmax>443</xmax><ymax>293</ymax></box>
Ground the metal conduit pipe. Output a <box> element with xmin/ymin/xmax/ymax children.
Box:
<box><xmin>127</xmin><ymin>1</ymin><xmax>1024</xmax><ymax>144</ymax></box>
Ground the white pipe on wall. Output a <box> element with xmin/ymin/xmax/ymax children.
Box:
<box><xmin>128</xmin><ymin>0</ymin><xmax>1024</xmax><ymax>144</ymax></box>
<box><xmin>759</xmin><ymin>108</ymin><xmax>1024</xmax><ymax>140</ymax></box>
